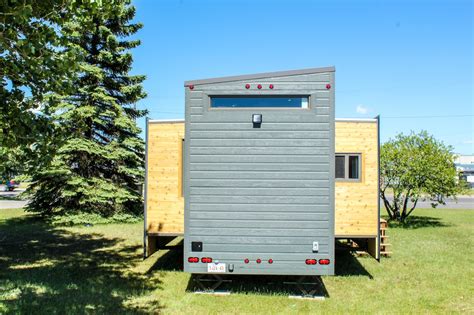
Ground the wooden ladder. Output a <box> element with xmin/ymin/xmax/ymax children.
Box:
<box><xmin>380</xmin><ymin>219</ymin><xmax>392</xmax><ymax>257</ymax></box>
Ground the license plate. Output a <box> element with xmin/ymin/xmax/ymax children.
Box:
<box><xmin>207</xmin><ymin>263</ymin><xmax>226</xmax><ymax>273</ymax></box>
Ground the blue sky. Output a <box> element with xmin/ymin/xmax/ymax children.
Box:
<box><xmin>131</xmin><ymin>0</ymin><xmax>473</xmax><ymax>154</ymax></box>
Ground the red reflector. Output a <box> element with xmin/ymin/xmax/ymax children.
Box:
<box><xmin>189</xmin><ymin>84</ymin><xmax>194</xmax><ymax>90</ymax></box>
<box><xmin>244</xmin><ymin>258</ymin><xmax>249</xmax><ymax>264</ymax></box>
<box><xmin>188</xmin><ymin>257</ymin><xmax>199</xmax><ymax>263</ymax></box>
<box><xmin>201</xmin><ymin>257</ymin><xmax>212</xmax><ymax>263</ymax></box>
<box><xmin>245</xmin><ymin>84</ymin><xmax>250</xmax><ymax>89</ymax></box>
<box><xmin>326</xmin><ymin>84</ymin><xmax>331</xmax><ymax>90</ymax></box>
<box><xmin>269</xmin><ymin>84</ymin><xmax>274</xmax><ymax>89</ymax></box>
<box><xmin>257</xmin><ymin>84</ymin><xmax>262</xmax><ymax>89</ymax></box>
<box><xmin>319</xmin><ymin>259</ymin><xmax>330</xmax><ymax>265</ymax></box>
<box><xmin>256</xmin><ymin>259</ymin><xmax>262</xmax><ymax>264</ymax></box>
<box><xmin>268</xmin><ymin>259</ymin><xmax>273</xmax><ymax>264</ymax></box>
<box><xmin>305</xmin><ymin>259</ymin><xmax>317</xmax><ymax>265</ymax></box>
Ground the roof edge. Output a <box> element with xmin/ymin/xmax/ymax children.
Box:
<box><xmin>185</xmin><ymin>66</ymin><xmax>335</xmax><ymax>86</ymax></box>
<box><xmin>148</xmin><ymin>118</ymin><xmax>185</xmax><ymax>124</ymax></box>
<box><xmin>148</xmin><ymin>117</ymin><xmax>378</xmax><ymax>124</ymax></box>
<box><xmin>336</xmin><ymin>118</ymin><xmax>378</xmax><ymax>123</ymax></box>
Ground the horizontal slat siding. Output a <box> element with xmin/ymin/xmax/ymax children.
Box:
<box><xmin>190</xmin><ymin>187</ymin><xmax>329</xmax><ymax>196</ymax></box>
<box><xmin>189</xmin><ymin>212</ymin><xmax>329</xmax><ymax>220</ymax></box>
<box><xmin>190</xmin><ymin>179</ymin><xmax>329</xmax><ymax>188</ymax></box>
<box><xmin>190</xmin><ymin>130</ymin><xmax>330</xmax><ymax>139</ymax></box>
<box><xmin>190</xmin><ymin>163</ymin><xmax>329</xmax><ymax>172</ymax></box>
<box><xmin>190</xmin><ymin>139</ymin><xmax>329</xmax><ymax>147</ymax></box>
<box><xmin>189</xmin><ymin>235</ymin><xmax>329</xmax><ymax>245</ymax></box>
<box><xmin>189</xmin><ymin>171</ymin><xmax>329</xmax><ymax>180</ymax></box>
<box><xmin>189</xmin><ymin>155</ymin><xmax>329</xmax><ymax>163</ymax></box>
<box><xmin>185</xmin><ymin>71</ymin><xmax>334</xmax><ymax>275</ymax></box>
<box><xmin>189</xmin><ymin>122</ymin><xmax>329</xmax><ymax>131</ymax></box>
<box><xmin>190</xmin><ymin>195</ymin><xmax>329</xmax><ymax>204</ymax></box>
<box><xmin>192</xmin><ymin>244</ymin><xmax>330</xmax><ymax>254</ymax></box>
<box><xmin>189</xmin><ymin>204</ymin><xmax>329</xmax><ymax>212</ymax></box>
<box><xmin>190</xmin><ymin>147</ymin><xmax>329</xmax><ymax>155</ymax></box>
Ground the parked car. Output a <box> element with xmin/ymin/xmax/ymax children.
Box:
<box><xmin>3</xmin><ymin>180</ymin><xmax>20</xmax><ymax>191</ymax></box>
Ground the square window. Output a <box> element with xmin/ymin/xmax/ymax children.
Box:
<box><xmin>335</xmin><ymin>154</ymin><xmax>361</xmax><ymax>181</ymax></box>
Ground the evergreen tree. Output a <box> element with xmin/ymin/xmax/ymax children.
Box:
<box><xmin>26</xmin><ymin>0</ymin><xmax>147</xmax><ymax>216</ymax></box>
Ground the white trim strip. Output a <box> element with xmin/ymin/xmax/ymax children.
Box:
<box><xmin>148</xmin><ymin>119</ymin><xmax>185</xmax><ymax>123</ymax></box>
<box><xmin>335</xmin><ymin>118</ymin><xmax>378</xmax><ymax>123</ymax></box>
<box><xmin>149</xmin><ymin>118</ymin><xmax>378</xmax><ymax>123</ymax></box>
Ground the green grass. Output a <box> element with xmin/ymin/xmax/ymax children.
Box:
<box><xmin>1</xmin><ymin>208</ymin><xmax>473</xmax><ymax>314</ymax></box>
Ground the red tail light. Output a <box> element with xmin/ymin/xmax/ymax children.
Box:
<box><xmin>319</xmin><ymin>259</ymin><xmax>330</xmax><ymax>265</ymax></box>
<box><xmin>257</xmin><ymin>84</ymin><xmax>262</xmax><ymax>89</ymax></box>
<box><xmin>201</xmin><ymin>257</ymin><xmax>212</xmax><ymax>263</ymax></box>
<box><xmin>245</xmin><ymin>84</ymin><xmax>250</xmax><ymax>89</ymax></box>
<box><xmin>256</xmin><ymin>259</ymin><xmax>262</xmax><ymax>264</ymax></box>
<box><xmin>305</xmin><ymin>259</ymin><xmax>317</xmax><ymax>265</ymax></box>
<box><xmin>268</xmin><ymin>259</ymin><xmax>273</xmax><ymax>264</ymax></box>
<box><xmin>244</xmin><ymin>258</ymin><xmax>249</xmax><ymax>264</ymax></box>
<box><xmin>188</xmin><ymin>257</ymin><xmax>199</xmax><ymax>263</ymax></box>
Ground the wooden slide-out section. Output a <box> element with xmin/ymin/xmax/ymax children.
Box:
<box><xmin>145</xmin><ymin>120</ymin><xmax>379</xmax><ymax>258</ymax></box>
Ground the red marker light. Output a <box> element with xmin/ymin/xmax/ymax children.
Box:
<box><xmin>245</xmin><ymin>84</ymin><xmax>250</xmax><ymax>89</ymax></box>
<box><xmin>319</xmin><ymin>259</ymin><xmax>330</xmax><ymax>265</ymax></box>
<box><xmin>256</xmin><ymin>259</ymin><xmax>262</xmax><ymax>264</ymax></box>
<box><xmin>326</xmin><ymin>84</ymin><xmax>331</xmax><ymax>90</ymax></box>
<box><xmin>268</xmin><ymin>259</ymin><xmax>273</xmax><ymax>264</ymax></box>
<box><xmin>188</xmin><ymin>257</ymin><xmax>199</xmax><ymax>263</ymax></box>
<box><xmin>257</xmin><ymin>84</ymin><xmax>262</xmax><ymax>89</ymax></box>
<box><xmin>244</xmin><ymin>258</ymin><xmax>249</xmax><ymax>264</ymax></box>
<box><xmin>189</xmin><ymin>84</ymin><xmax>194</xmax><ymax>90</ymax></box>
<box><xmin>269</xmin><ymin>84</ymin><xmax>274</xmax><ymax>89</ymax></box>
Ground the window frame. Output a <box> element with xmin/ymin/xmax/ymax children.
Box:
<box><xmin>335</xmin><ymin>153</ymin><xmax>362</xmax><ymax>182</ymax></box>
<box><xmin>208</xmin><ymin>95</ymin><xmax>311</xmax><ymax>110</ymax></box>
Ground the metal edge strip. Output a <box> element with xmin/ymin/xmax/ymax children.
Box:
<box><xmin>143</xmin><ymin>117</ymin><xmax>149</xmax><ymax>259</ymax></box>
<box><xmin>184</xmin><ymin>66</ymin><xmax>336</xmax><ymax>86</ymax></box>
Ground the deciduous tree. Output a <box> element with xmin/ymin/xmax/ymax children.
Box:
<box><xmin>380</xmin><ymin>131</ymin><xmax>461</xmax><ymax>222</ymax></box>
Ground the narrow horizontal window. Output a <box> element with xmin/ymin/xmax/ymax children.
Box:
<box><xmin>335</xmin><ymin>153</ymin><xmax>361</xmax><ymax>181</ymax></box>
<box><xmin>210</xmin><ymin>96</ymin><xmax>309</xmax><ymax>108</ymax></box>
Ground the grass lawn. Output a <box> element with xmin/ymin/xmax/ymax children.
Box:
<box><xmin>1</xmin><ymin>208</ymin><xmax>473</xmax><ymax>314</ymax></box>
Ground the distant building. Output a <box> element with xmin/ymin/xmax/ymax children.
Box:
<box><xmin>455</xmin><ymin>155</ymin><xmax>474</xmax><ymax>188</ymax></box>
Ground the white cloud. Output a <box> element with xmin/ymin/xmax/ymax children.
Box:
<box><xmin>356</xmin><ymin>105</ymin><xmax>369</xmax><ymax>114</ymax></box>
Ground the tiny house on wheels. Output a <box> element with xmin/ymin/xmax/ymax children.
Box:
<box><xmin>144</xmin><ymin>67</ymin><xmax>381</xmax><ymax>278</ymax></box>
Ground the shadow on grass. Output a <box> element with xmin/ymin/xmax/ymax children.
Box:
<box><xmin>387</xmin><ymin>216</ymin><xmax>450</xmax><ymax>229</ymax></box>
<box><xmin>0</xmin><ymin>213</ymin><xmax>162</xmax><ymax>314</ymax></box>
<box><xmin>185</xmin><ymin>274</ymin><xmax>330</xmax><ymax>297</ymax></box>
<box><xmin>148</xmin><ymin>240</ymin><xmax>372</xmax><ymax>297</ymax></box>
<box><xmin>334</xmin><ymin>250</ymin><xmax>373</xmax><ymax>279</ymax></box>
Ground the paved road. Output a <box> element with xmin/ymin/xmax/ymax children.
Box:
<box><xmin>0</xmin><ymin>189</ymin><xmax>29</xmax><ymax>209</ymax></box>
<box><xmin>1</xmin><ymin>188</ymin><xmax>473</xmax><ymax>210</ymax></box>
<box><xmin>381</xmin><ymin>196</ymin><xmax>473</xmax><ymax>209</ymax></box>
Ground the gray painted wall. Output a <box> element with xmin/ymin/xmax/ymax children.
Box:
<box><xmin>184</xmin><ymin>69</ymin><xmax>335</xmax><ymax>275</ymax></box>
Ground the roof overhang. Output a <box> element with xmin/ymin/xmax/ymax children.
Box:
<box><xmin>184</xmin><ymin>66</ymin><xmax>335</xmax><ymax>86</ymax></box>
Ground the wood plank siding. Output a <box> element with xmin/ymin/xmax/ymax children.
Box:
<box><xmin>145</xmin><ymin>120</ymin><xmax>378</xmax><ymax>239</ymax></box>
<box><xmin>146</xmin><ymin>121</ymin><xmax>184</xmax><ymax>234</ymax></box>
<box><xmin>335</xmin><ymin>121</ymin><xmax>379</xmax><ymax>237</ymax></box>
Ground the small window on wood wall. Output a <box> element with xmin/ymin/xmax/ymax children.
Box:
<box><xmin>335</xmin><ymin>153</ymin><xmax>361</xmax><ymax>181</ymax></box>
